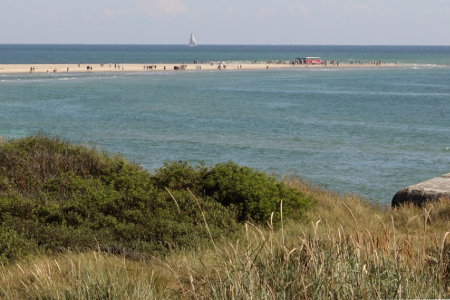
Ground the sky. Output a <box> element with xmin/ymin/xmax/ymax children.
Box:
<box><xmin>1</xmin><ymin>0</ymin><xmax>450</xmax><ymax>45</ymax></box>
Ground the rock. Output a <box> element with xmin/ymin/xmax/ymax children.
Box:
<box><xmin>392</xmin><ymin>173</ymin><xmax>450</xmax><ymax>207</ymax></box>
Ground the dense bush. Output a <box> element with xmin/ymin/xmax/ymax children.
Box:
<box><xmin>155</xmin><ymin>161</ymin><xmax>312</xmax><ymax>223</ymax></box>
<box><xmin>154</xmin><ymin>161</ymin><xmax>205</xmax><ymax>192</ymax></box>
<box><xmin>0</xmin><ymin>135</ymin><xmax>312</xmax><ymax>264</ymax></box>
<box><xmin>202</xmin><ymin>162</ymin><xmax>312</xmax><ymax>222</ymax></box>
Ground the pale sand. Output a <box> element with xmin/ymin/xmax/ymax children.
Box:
<box><xmin>0</xmin><ymin>62</ymin><xmax>403</xmax><ymax>74</ymax></box>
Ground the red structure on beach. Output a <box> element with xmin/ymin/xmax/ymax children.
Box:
<box><xmin>296</xmin><ymin>57</ymin><xmax>322</xmax><ymax>64</ymax></box>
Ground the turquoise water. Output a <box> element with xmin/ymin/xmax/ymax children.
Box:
<box><xmin>1</xmin><ymin>45</ymin><xmax>450</xmax><ymax>203</ymax></box>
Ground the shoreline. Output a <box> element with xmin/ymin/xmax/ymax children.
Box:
<box><xmin>0</xmin><ymin>61</ymin><xmax>414</xmax><ymax>75</ymax></box>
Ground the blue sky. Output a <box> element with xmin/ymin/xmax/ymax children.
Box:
<box><xmin>1</xmin><ymin>0</ymin><xmax>450</xmax><ymax>45</ymax></box>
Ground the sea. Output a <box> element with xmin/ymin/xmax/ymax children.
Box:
<box><xmin>1</xmin><ymin>45</ymin><xmax>450</xmax><ymax>204</ymax></box>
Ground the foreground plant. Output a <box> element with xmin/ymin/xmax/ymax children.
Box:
<box><xmin>0</xmin><ymin>135</ymin><xmax>311</xmax><ymax>264</ymax></box>
<box><xmin>1</xmin><ymin>183</ymin><xmax>448</xmax><ymax>299</ymax></box>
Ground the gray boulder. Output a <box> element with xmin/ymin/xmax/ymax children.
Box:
<box><xmin>392</xmin><ymin>173</ymin><xmax>450</xmax><ymax>207</ymax></box>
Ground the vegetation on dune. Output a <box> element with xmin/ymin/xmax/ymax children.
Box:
<box><xmin>0</xmin><ymin>135</ymin><xmax>311</xmax><ymax>264</ymax></box>
<box><xmin>0</xmin><ymin>181</ymin><xmax>448</xmax><ymax>299</ymax></box>
<box><xmin>0</xmin><ymin>135</ymin><xmax>448</xmax><ymax>299</ymax></box>
<box><xmin>155</xmin><ymin>161</ymin><xmax>312</xmax><ymax>223</ymax></box>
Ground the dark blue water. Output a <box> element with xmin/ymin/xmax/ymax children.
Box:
<box><xmin>1</xmin><ymin>44</ymin><xmax>450</xmax><ymax>65</ymax></box>
<box><xmin>1</xmin><ymin>45</ymin><xmax>450</xmax><ymax>203</ymax></box>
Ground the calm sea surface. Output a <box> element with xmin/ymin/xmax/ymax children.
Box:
<box><xmin>1</xmin><ymin>45</ymin><xmax>450</xmax><ymax>203</ymax></box>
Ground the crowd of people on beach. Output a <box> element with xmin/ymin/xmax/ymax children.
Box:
<box><xmin>291</xmin><ymin>59</ymin><xmax>390</xmax><ymax>66</ymax></box>
<box><xmin>19</xmin><ymin>58</ymin><xmax>401</xmax><ymax>75</ymax></box>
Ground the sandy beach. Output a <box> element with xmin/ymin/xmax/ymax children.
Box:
<box><xmin>0</xmin><ymin>61</ymin><xmax>403</xmax><ymax>74</ymax></box>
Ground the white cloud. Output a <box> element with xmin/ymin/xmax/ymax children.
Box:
<box><xmin>40</xmin><ymin>11</ymin><xmax>72</xmax><ymax>24</ymax></box>
<box><xmin>101</xmin><ymin>9</ymin><xmax>134</xmax><ymax>18</ymax></box>
<box><xmin>343</xmin><ymin>2</ymin><xmax>370</xmax><ymax>13</ymax></box>
<box><xmin>137</xmin><ymin>0</ymin><xmax>188</xmax><ymax>18</ymax></box>
<box><xmin>291</xmin><ymin>2</ymin><xmax>310</xmax><ymax>16</ymax></box>
<box><xmin>256</xmin><ymin>7</ymin><xmax>280</xmax><ymax>21</ymax></box>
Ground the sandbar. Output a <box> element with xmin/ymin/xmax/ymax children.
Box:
<box><xmin>0</xmin><ymin>61</ymin><xmax>406</xmax><ymax>75</ymax></box>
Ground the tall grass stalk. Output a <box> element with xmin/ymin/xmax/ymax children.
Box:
<box><xmin>1</xmin><ymin>179</ymin><xmax>448</xmax><ymax>299</ymax></box>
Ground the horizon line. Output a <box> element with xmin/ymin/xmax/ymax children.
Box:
<box><xmin>1</xmin><ymin>43</ymin><xmax>450</xmax><ymax>47</ymax></box>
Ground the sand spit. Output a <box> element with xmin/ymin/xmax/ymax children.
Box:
<box><xmin>0</xmin><ymin>61</ymin><xmax>408</xmax><ymax>74</ymax></box>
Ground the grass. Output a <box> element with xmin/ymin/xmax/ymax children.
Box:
<box><xmin>0</xmin><ymin>178</ymin><xmax>448</xmax><ymax>299</ymax></box>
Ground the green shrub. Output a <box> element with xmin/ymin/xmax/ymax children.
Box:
<box><xmin>202</xmin><ymin>162</ymin><xmax>312</xmax><ymax>223</ymax></box>
<box><xmin>0</xmin><ymin>227</ymin><xmax>38</xmax><ymax>264</ymax></box>
<box><xmin>153</xmin><ymin>161</ymin><xmax>312</xmax><ymax>224</ymax></box>
<box><xmin>154</xmin><ymin>161</ymin><xmax>205</xmax><ymax>192</ymax></box>
<box><xmin>0</xmin><ymin>135</ymin><xmax>311</xmax><ymax>264</ymax></box>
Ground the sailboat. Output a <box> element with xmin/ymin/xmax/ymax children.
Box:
<box><xmin>188</xmin><ymin>33</ymin><xmax>197</xmax><ymax>47</ymax></box>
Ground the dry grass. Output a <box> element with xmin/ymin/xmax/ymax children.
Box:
<box><xmin>0</xmin><ymin>252</ymin><xmax>177</xmax><ymax>299</ymax></box>
<box><xmin>1</xmin><ymin>178</ymin><xmax>449</xmax><ymax>299</ymax></box>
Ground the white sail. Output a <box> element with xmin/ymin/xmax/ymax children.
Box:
<box><xmin>188</xmin><ymin>33</ymin><xmax>197</xmax><ymax>47</ymax></box>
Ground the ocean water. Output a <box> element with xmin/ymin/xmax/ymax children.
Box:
<box><xmin>1</xmin><ymin>44</ymin><xmax>450</xmax><ymax>65</ymax></box>
<box><xmin>1</xmin><ymin>45</ymin><xmax>450</xmax><ymax>203</ymax></box>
